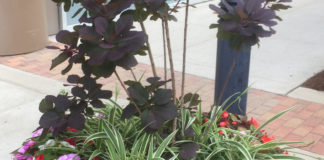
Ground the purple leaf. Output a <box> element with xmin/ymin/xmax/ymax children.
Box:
<box><xmin>54</xmin><ymin>95</ymin><xmax>74</xmax><ymax>112</ymax></box>
<box><xmin>115</xmin><ymin>54</ymin><xmax>138</xmax><ymax>70</ymax></box>
<box><xmin>99</xmin><ymin>43</ymin><xmax>114</xmax><ymax>49</ymax></box>
<box><xmin>152</xmin><ymin>89</ymin><xmax>172</xmax><ymax>105</ymax></box>
<box><xmin>39</xmin><ymin>111</ymin><xmax>60</xmax><ymax>128</ymax></box>
<box><xmin>94</xmin><ymin>17</ymin><xmax>108</xmax><ymax>35</ymax></box>
<box><xmin>90</xmin><ymin>99</ymin><xmax>106</xmax><ymax>108</ymax></box>
<box><xmin>56</xmin><ymin>30</ymin><xmax>78</xmax><ymax>46</ymax></box>
<box><xmin>209</xmin><ymin>4</ymin><xmax>225</xmax><ymax>14</ymax></box>
<box><xmin>179</xmin><ymin>142</ymin><xmax>200</xmax><ymax>159</ymax></box>
<box><xmin>71</xmin><ymin>87</ymin><xmax>87</xmax><ymax>99</ymax></box>
<box><xmin>116</xmin><ymin>15</ymin><xmax>134</xmax><ymax>35</ymax></box>
<box><xmin>121</xmin><ymin>104</ymin><xmax>137</xmax><ymax>120</ymax></box>
<box><xmin>68</xmin><ymin>113</ymin><xmax>85</xmax><ymax>130</ymax></box>
<box><xmin>67</xmin><ymin>74</ymin><xmax>80</xmax><ymax>84</ymax></box>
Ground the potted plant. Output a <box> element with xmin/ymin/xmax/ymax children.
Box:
<box><xmin>11</xmin><ymin>0</ymin><xmax>312</xmax><ymax>159</ymax></box>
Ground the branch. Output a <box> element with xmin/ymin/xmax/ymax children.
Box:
<box><xmin>162</xmin><ymin>20</ymin><xmax>168</xmax><ymax>89</ymax></box>
<box><xmin>114</xmin><ymin>71</ymin><xmax>142</xmax><ymax>114</ymax></box>
<box><xmin>139</xmin><ymin>21</ymin><xmax>158</xmax><ymax>77</ymax></box>
<box><xmin>180</xmin><ymin>0</ymin><xmax>190</xmax><ymax>103</ymax></box>
<box><xmin>164</xmin><ymin>17</ymin><xmax>178</xmax><ymax>135</ymax></box>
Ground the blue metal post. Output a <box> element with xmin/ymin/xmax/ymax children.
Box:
<box><xmin>214</xmin><ymin>40</ymin><xmax>251</xmax><ymax>115</ymax></box>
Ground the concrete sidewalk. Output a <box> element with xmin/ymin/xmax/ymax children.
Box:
<box><xmin>135</xmin><ymin>0</ymin><xmax>324</xmax><ymax>95</ymax></box>
<box><xmin>0</xmin><ymin>65</ymin><xmax>64</xmax><ymax>159</ymax></box>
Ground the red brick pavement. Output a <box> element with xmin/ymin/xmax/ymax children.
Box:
<box><xmin>1</xmin><ymin>42</ymin><xmax>324</xmax><ymax>155</ymax></box>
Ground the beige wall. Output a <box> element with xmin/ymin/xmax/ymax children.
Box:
<box><xmin>0</xmin><ymin>0</ymin><xmax>48</xmax><ymax>55</ymax></box>
<box><xmin>45</xmin><ymin>0</ymin><xmax>60</xmax><ymax>35</ymax></box>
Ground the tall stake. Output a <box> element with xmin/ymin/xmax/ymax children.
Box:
<box><xmin>164</xmin><ymin>18</ymin><xmax>177</xmax><ymax>133</ymax></box>
<box><xmin>180</xmin><ymin>0</ymin><xmax>190</xmax><ymax>102</ymax></box>
<box><xmin>139</xmin><ymin>21</ymin><xmax>158</xmax><ymax>77</ymax></box>
<box><xmin>162</xmin><ymin>20</ymin><xmax>168</xmax><ymax>89</ymax></box>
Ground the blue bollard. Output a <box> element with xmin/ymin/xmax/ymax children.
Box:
<box><xmin>214</xmin><ymin>40</ymin><xmax>251</xmax><ymax>115</ymax></box>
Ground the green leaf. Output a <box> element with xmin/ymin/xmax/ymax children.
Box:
<box><xmin>153</xmin><ymin>130</ymin><xmax>178</xmax><ymax>158</ymax></box>
<box><xmin>39</xmin><ymin>98</ymin><xmax>53</xmax><ymax>113</ymax></box>
<box><xmin>63</xmin><ymin>0</ymin><xmax>71</xmax><ymax>12</ymax></box>
<box><xmin>222</xmin><ymin>140</ymin><xmax>252</xmax><ymax>160</ymax></box>
<box><xmin>50</xmin><ymin>53</ymin><xmax>69</xmax><ymax>70</ymax></box>
<box><xmin>61</xmin><ymin>63</ymin><xmax>73</xmax><ymax>75</ymax></box>
<box><xmin>88</xmin><ymin>150</ymin><xmax>101</xmax><ymax>160</ymax></box>
<box><xmin>254</xmin><ymin>107</ymin><xmax>295</xmax><ymax>135</ymax></box>
<box><xmin>270</xmin><ymin>154</ymin><xmax>304</xmax><ymax>160</ymax></box>
<box><xmin>209</xmin><ymin>24</ymin><xmax>219</xmax><ymax>29</ymax></box>
<box><xmin>270</xmin><ymin>4</ymin><xmax>291</xmax><ymax>11</ymax></box>
<box><xmin>72</xmin><ymin>8</ymin><xmax>83</xmax><ymax>18</ymax></box>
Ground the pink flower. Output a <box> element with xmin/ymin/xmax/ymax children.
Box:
<box><xmin>25</xmin><ymin>140</ymin><xmax>36</xmax><ymax>147</ymax></box>
<box><xmin>240</xmin><ymin>131</ymin><xmax>247</xmax><ymax>135</ymax></box>
<box><xmin>58</xmin><ymin>153</ymin><xmax>81</xmax><ymax>160</ymax></box>
<box><xmin>32</xmin><ymin>128</ymin><xmax>43</xmax><ymax>138</ymax></box>
<box><xmin>13</xmin><ymin>153</ymin><xmax>28</xmax><ymax>160</ymax></box>
<box><xmin>18</xmin><ymin>140</ymin><xmax>36</xmax><ymax>154</ymax></box>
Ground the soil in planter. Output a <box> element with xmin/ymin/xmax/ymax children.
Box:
<box><xmin>301</xmin><ymin>70</ymin><xmax>324</xmax><ymax>91</ymax></box>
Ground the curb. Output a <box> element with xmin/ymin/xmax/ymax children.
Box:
<box><xmin>0</xmin><ymin>64</ymin><xmax>64</xmax><ymax>95</ymax></box>
<box><xmin>288</xmin><ymin>87</ymin><xmax>324</xmax><ymax>105</ymax></box>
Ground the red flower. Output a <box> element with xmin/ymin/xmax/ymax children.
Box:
<box><xmin>231</xmin><ymin>121</ymin><xmax>238</xmax><ymax>125</ymax></box>
<box><xmin>67</xmin><ymin>127</ymin><xmax>78</xmax><ymax>132</ymax></box>
<box><xmin>248</xmin><ymin>117</ymin><xmax>258</xmax><ymax>128</ymax></box>
<box><xmin>221</xmin><ymin>111</ymin><xmax>229</xmax><ymax>119</ymax></box>
<box><xmin>93</xmin><ymin>157</ymin><xmax>100</xmax><ymax>160</ymax></box>
<box><xmin>283</xmin><ymin>151</ymin><xmax>289</xmax><ymax>155</ymax></box>
<box><xmin>203</xmin><ymin>118</ymin><xmax>209</xmax><ymax>123</ymax></box>
<box><xmin>36</xmin><ymin>154</ymin><xmax>44</xmax><ymax>160</ymax></box>
<box><xmin>65</xmin><ymin>138</ymin><xmax>76</xmax><ymax>146</ymax></box>
<box><xmin>260</xmin><ymin>129</ymin><xmax>265</xmax><ymax>133</ymax></box>
<box><xmin>218</xmin><ymin>130</ymin><xmax>223</xmax><ymax>135</ymax></box>
<box><xmin>261</xmin><ymin>135</ymin><xmax>275</xmax><ymax>143</ymax></box>
<box><xmin>219</xmin><ymin>121</ymin><xmax>226</xmax><ymax>127</ymax></box>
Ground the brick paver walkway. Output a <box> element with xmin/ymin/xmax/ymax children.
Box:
<box><xmin>1</xmin><ymin>42</ymin><xmax>324</xmax><ymax>155</ymax></box>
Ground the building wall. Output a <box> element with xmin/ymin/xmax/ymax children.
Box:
<box><xmin>45</xmin><ymin>0</ymin><xmax>60</xmax><ymax>35</ymax></box>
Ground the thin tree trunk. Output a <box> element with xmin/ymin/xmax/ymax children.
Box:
<box><xmin>162</xmin><ymin>20</ymin><xmax>168</xmax><ymax>89</ymax></box>
<box><xmin>164</xmin><ymin>18</ymin><xmax>177</xmax><ymax>133</ymax></box>
<box><xmin>114</xmin><ymin>71</ymin><xmax>141</xmax><ymax>114</ymax></box>
<box><xmin>180</xmin><ymin>0</ymin><xmax>190</xmax><ymax>102</ymax></box>
<box><xmin>139</xmin><ymin>21</ymin><xmax>158</xmax><ymax>77</ymax></box>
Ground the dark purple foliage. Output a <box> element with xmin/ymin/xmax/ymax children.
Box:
<box><xmin>179</xmin><ymin>142</ymin><xmax>200</xmax><ymax>159</ymax></box>
<box><xmin>122</xmin><ymin>79</ymin><xmax>177</xmax><ymax>132</ymax></box>
<box><xmin>209</xmin><ymin>0</ymin><xmax>290</xmax><ymax>46</ymax></box>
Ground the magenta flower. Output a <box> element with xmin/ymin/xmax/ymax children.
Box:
<box><xmin>18</xmin><ymin>140</ymin><xmax>36</xmax><ymax>154</ymax></box>
<box><xmin>58</xmin><ymin>153</ymin><xmax>81</xmax><ymax>160</ymax></box>
<box><xmin>13</xmin><ymin>153</ymin><xmax>28</xmax><ymax>160</ymax></box>
<box><xmin>32</xmin><ymin>128</ymin><xmax>43</xmax><ymax>138</ymax></box>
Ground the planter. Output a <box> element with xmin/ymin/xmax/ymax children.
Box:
<box><xmin>0</xmin><ymin>0</ymin><xmax>47</xmax><ymax>55</ymax></box>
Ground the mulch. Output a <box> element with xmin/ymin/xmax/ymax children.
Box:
<box><xmin>302</xmin><ymin>70</ymin><xmax>324</xmax><ymax>91</ymax></box>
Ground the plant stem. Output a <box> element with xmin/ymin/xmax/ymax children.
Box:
<box><xmin>139</xmin><ymin>21</ymin><xmax>158</xmax><ymax>77</ymax></box>
<box><xmin>130</xmin><ymin>68</ymin><xmax>137</xmax><ymax>81</ymax></box>
<box><xmin>202</xmin><ymin>50</ymin><xmax>240</xmax><ymax>138</ymax></box>
<box><xmin>162</xmin><ymin>20</ymin><xmax>168</xmax><ymax>89</ymax></box>
<box><xmin>169</xmin><ymin>0</ymin><xmax>181</xmax><ymax>14</ymax></box>
<box><xmin>180</xmin><ymin>0</ymin><xmax>190</xmax><ymax>103</ymax></box>
<box><xmin>216</xmin><ymin>50</ymin><xmax>240</xmax><ymax>106</ymax></box>
<box><xmin>114</xmin><ymin>71</ymin><xmax>142</xmax><ymax>114</ymax></box>
<box><xmin>164</xmin><ymin>17</ymin><xmax>177</xmax><ymax>134</ymax></box>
